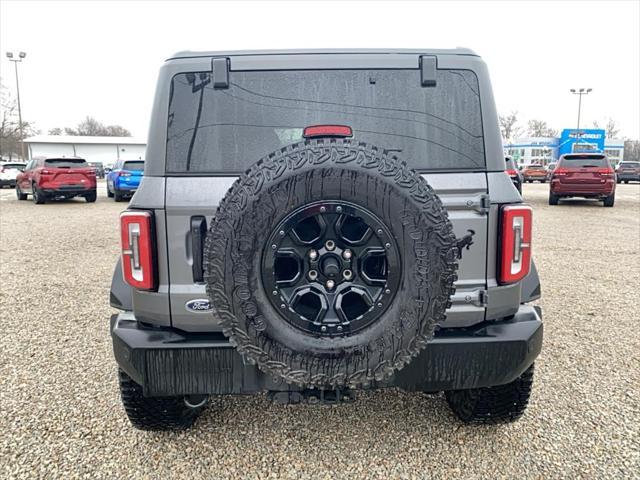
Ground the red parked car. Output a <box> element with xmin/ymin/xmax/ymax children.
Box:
<box><xmin>16</xmin><ymin>157</ymin><xmax>97</xmax><ymax>204</ymax></box>
<box><xmin>549</xmin><ymin>153</ymin><xmax>616</xmax><ymax>207</ymax></box>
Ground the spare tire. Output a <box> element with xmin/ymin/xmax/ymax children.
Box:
<box><xmin>205</xmin><ymin>139</ymin><xmax>458</xmax><ymax>389</ymax></box>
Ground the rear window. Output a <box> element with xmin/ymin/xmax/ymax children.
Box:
<box><xmin>166</xmin><ymin>69</ymin><xmax>486</xmax><ymax>173</ymax></box>
<box><xmin>560</xmin><ymin>155</ymin><xmax>610</xmax><ymax>168</ymax></box>
<box><xmin>44</xmin><ymin>158</ymin><xmax>88</xmax><ymax>168</ymax></box>
<box><xmin>2</xmin><ymin>163</ymin><xmax>25</xmax><ymax>169</ymax></box>
<box><xmin>619</xmin><ymin>162</ymin><xmax>640</xmax><ymax>168</ymax></box>
<box><xmin>527</xmin><ymin>165</ymin><xmax>544</xmax><ymax>170</ymax></box>
<box><xmin>123</xmin><ymin>161</ymin><xmax>144</xmax><ymax>171</ymax></box>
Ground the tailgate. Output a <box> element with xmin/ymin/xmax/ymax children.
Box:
<box><xmin>165</xmin><ymin>173</ymin><xmax>488</xmax><ymax>332</ymax></box>
<box><xmin>561</xmin><ymin>168</ymin><xmax>605</xmax><ymax>184</ymax></box>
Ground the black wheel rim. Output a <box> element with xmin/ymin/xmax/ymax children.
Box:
<box><xmin>262</xmin><ymin>201</ymin><xmax>401</xmax><ymax>338</ymax></box>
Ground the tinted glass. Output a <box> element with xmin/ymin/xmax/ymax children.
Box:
<box><xmin>2</xmin><ymin>163</ymin><xmax>25</xmax><ymax>169</ymax></box>
<box><xmin>123</xmin><ymin>161</ymin><xmax>144</xmax><ymax>171</ymax></box>
<box><xmin>560</xmin><ymin>155</ymin><xmax>609</xmax><ymax>168</ymax></box>
<box><xmin>166</xmin><ymin>69</ymin><xmax>485</xmax><ymax>173</ymax></box>
<box><xmin>45</xmin><ymin>159</ymin><xmax>88</xmax><ymax>168</ymax></box>
<box><xmin>619</xmin><ymin>162</ymin><xmax>640</xmax><ymax>168</ymax></box>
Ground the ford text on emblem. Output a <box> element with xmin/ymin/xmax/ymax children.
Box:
<box><xmin>185</xmin><ymin>299</ymin><xmax>212</xmax><ymax>313</ymax></box>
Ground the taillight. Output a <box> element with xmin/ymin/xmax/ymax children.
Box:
<box><xmin>552</xmin><ymin>168</ymin><xmax>569</xmax><ymax>177</ymax></box>
<box><xmin>303</xmin><ymin>125</ymin><xmax>353</xmax><ymax>138</ymax></box>
<box><xmin>596</xmin><ymin>168</ymin><xmax>614</xmax><ymax>177</ymax></box>
<box><xmin>499</xmin><ymin>205</ymin><xmax>532</xmax><ymax>285</ymax></box>
<box><xmin>120</xmin><ymin>211</ymin><xmax>156</xmax><ymax>290</ymax></box>
<box><xmin>119</xmin><ymin>172</ymin><xmax>131</xmax><ymax>177</ymax></box>
<box><xmin>505</xmin><ymin>169</ymin><xmax>518</xmax><ymax>176</ymax></box>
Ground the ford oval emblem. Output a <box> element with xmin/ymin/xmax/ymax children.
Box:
<box><xmin>185</xmin><ymin>299</ymin><xmax>213</xmax><ymax>313</ymax></box>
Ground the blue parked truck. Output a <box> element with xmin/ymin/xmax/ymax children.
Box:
<box><xmin>107</xmin><ymin>159</ymin><xmax>145</xmax><ymax>201</ymax></box>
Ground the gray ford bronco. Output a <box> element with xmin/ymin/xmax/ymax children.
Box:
<box><xmin>110</xmin><ymin>49</ymin><xmax>542</xmax><ymax>430</ymax></box>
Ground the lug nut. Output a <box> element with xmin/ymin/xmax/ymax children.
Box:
<box><xmin>308</xmin><ymin>270</ymin><xmax>318</xmax><ymax>280</ymax></box>
<box><xmin>342</xmin><ymin>249</ymin><xmax>352</xmax><ymax>260</ymax></box>
<box><xmin>326</xmin><ymin>279</ymin><xmax>335</xmax><ymax>290</ymax></box>
<box><xmin>343</xmin><ymin>269</ymin><xmax>353</xmax><ymax>280</ymax></box>
<box><xmin>325</xmin><ymin>240</ymin><xmax>335</xmax><ymax>251</ymax></box>
<box><xmin>321</xmin><ymin>326</ymin><xmax>327</xmax><ymax>332</ymax></box>
<box><xmin>336</xmin><ymin>206</ymin><xmax>343</xmax><ymax>213</ymax></box>
<box><xmin>309</xmin><ymin>249</ymin><xmax>318</xmax><ymax>260</ymax></box>
<box><xmin>320</xmin><ymin>206</ymin><xmax>327</xmax><ymax>213</ymax></box>
<box><xmin>272</xmin><ymin>290</ymin><xmax>278</xmax><ymax>296</ymax></box>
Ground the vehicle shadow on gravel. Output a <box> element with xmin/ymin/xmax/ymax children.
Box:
<box><xmin>127</xmin><ymin>389</ymin><xmax>516</xmax><ymax>472</ymax></box>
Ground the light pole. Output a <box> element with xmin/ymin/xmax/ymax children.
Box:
<box><xmin>5</xmin><ymin>51</ymin><xmax>27</xmax><ymax>160</ymax></box>
<box><xmin>570</xmin><ymin>88</ymin><xmax>592</xmax><ymax>130</ymax></box>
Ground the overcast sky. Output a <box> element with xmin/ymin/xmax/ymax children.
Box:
<box><xmin>1</xmin><ymin>0</ymin><xmax>639</xmax><ymax>139</ymax></box>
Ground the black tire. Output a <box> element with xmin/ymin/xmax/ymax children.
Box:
<box><xmin>16</xmin><ymin>185</ymin><xmax>28</xmax><ymax>200</ymax></box>
<box><xmin>84</xmin><ymin>191</ymin><xmax>97</xmax><ymax>203</ymax></box>
<box><xmin>114</xmin><ymin>189</ymin><xmax>125</xmax><ymax>202</ymax></box>
<box><xmin>445</xmin><ymin>364</ymin><xmax>535</xmax><ymax>424</ymax></box>
<box><xmin>107</xmin><ymin>186</ymin><xmax>114</xmax><ymax>198</ymax></box>
<box><xmin>205</xmin><ymin>139</ymin><xmax>458</xmax><ymax>389</ymax></box>
<box><xmin>32</xmin><ymin>184</ymin><xmax>45</xmax><ymax>204</ymax></box>
<box><xmin>118</xmin><ymin>369</ymin><xmax>202</xmax><ymax>431</ymax></box>
<box><xmin>603</xmin><ymin>193</ymin><xmax>615</xmax><ymax>207</ymax></box>
<box><xmin>624</xmin><ymin>180</ymin><xmax>629</xmax><ymax>184</ymax></box>
<box><xmin>548</xmin><ymin>192</ymin><xmax>559</xmax><ymax>205</ymax></box>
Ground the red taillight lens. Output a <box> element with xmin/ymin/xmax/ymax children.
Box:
<box><xmin>120</xmin><ymin>211</ymin><xmax>156</xmax><ymax>290</ymax></box>
<box><xmin>505</xmin><ymin>169</ymin><xmax>518</xmax><ymax>176</ymax></box>
<box><xmin>596</xmin><ymin>168</ymin><xmax>614</xmax><ymax>177</ymax></box>
<box><xmin>552</xmin><ymin>168</ymin><xmax>569</xmax><ymax>177</ymax></box>
<box><xmin>499</xmin><ymin>205</ymin><xmax>532</xmax><ymax>285</ymax></box>
<box><xmin>303</xmin><ymin>125</ymin><xmax>353</xmax><ymax>138</ymax></box>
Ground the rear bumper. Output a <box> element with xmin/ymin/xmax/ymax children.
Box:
<box><xmin>41</xmin><ymin>185</ymin><xmax>95</xmax><ymax>196</ymax></box>
<box><xmin>551</xmin><ymin>180</ymin><xmax>614</xmax><ymax>197</ymax></box>
<box><xmin>111</xmin><ymin>305</ymin><xmax>543</xmax><ymax>396</ymax></box>
<box><xmin>617</xmin><ymin>173</ymin><xmax>640</xmax><ymax>181</ymax></box>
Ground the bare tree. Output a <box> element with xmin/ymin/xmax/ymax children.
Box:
<box><xmin>592</xmin><ymin>118</ymin><xmax>620</xmax><ymax>139</ymax></box>
<box><xmin>0</xmin><ymin>79</ymin><xmax>38</xmax><ymax>160</ymax></box>
<box><xmin>499</xmin><ymin>111</ymin><xmax>523</xmax><ymax>141</ymax></box>
<box><xmin>48</xmin><ymin>127</ymin><xmax>63</xmax><ymax>135</ymax></box>
<box><xmin>623</xmin><ymin>139</ymin><xmax>640</xmax><ymax>162</ymax></box>
<box><xmin>53</xmin><ymin>116</ymin><xmax>131</xmax><ymax>137</ymax></box>
<box><xmin>527</xmin><ymin>120</ymin><xmax>558</xmax><ymax>137</ymax></box>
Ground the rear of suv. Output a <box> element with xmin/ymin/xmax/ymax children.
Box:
<box><xmin>109</xmin><ymin>49</ymin><xmax>543</xmax><ymax>430</ymax></box>
<box><xmin>549</xmin><ymin>153</ymin><xmax>616</xmax><ymax>206</ymax></box>
<box><xmin>106</xmin><ymin>159</ymin><xmax>145</xmax><ymax>201</ymax></box>
<box><xmin>616</xmin><ymin>161</ymin><xmax>640</xmax><ymax>183</ymax></box>
<box><xmin>16</xmin><ymin>157</ymin><xmax>97</xmax><ymax>203</ymax></box>
<box><xmin>522</xmin><ymin>164</ymin><xmax>547</xmax><ymax>183</ymax></box>
<box><xmin>0</xmin><ymin>162</ymin><xmax>26</xmax><ymax>188</ymax></box>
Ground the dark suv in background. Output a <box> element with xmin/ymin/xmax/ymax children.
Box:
<box><xmin>616</xmin><ymin>161</ymin><xmax>640</xmax><ymax>183</ymax></box>
<box><xmin>549</xmin><ymin>153</ymin><xmax>616</xmax><ymax>206</ymax></box>
<box><xmin>109</xmin><ymin>49</ymin><xmax>542</xmax><ymax>430</ymax></box>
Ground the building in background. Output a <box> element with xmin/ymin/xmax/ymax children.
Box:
<box><xmin>23</xmin><ymin>135</ymin><xmax>146</xmax><ymax>168</ymax></box>
<box><xmin>505</xmin><ymin>129</ymin><xmax>624</xmax><ymax>167</ymax></box>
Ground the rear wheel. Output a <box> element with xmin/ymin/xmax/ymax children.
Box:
<box><xmin>603</xmin><ymin>193</ymin><xmax>615</xmax><ymax>207</ymax></box>
<box><xmin>16</xmin><ymin>185</ymin><xmax>28</xmax><ymax>200</ymax></box>
<box><xmin>85</xmin><ymin>191</ymin><xmax>97</xmax><ymax>203</ymax></box>
<box><xmin>107</xmin><ymin>185</ymin><xmax>114</xmax><ymax>198</ymax></box>
<box><xmin>118</xmin><ymin>369</ymin><xmax>204</xmax><ymax>431</ymax></box>
<box><xmin>32</xmin><ymin>184</ymin><xmax>45</xmax><ymax>204</ymax></box>
<box><xmin>114</xmin><ymin>189</ymin><xmax>125</xmax><ymax>202</ymax></box>
<box><xmin>445</xmin><ymin>364</ymin><xmax>535</xmax><ymax>424</ymax></box>
<box><xmin>548</xmin><ymin>192</ymin><xmax>559</xmax><ymax>205</ymax></box>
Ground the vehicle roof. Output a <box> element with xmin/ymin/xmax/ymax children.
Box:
<box><xmin>169</xmin><ymin>48</ymin><xmax>478</xmax><ymax>60</ymax></box>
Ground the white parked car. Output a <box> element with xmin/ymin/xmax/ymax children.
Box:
<box><xmin>0</xmin><ymin>162</ymin><xmax>26</xmax><ymax>188</ymax></box>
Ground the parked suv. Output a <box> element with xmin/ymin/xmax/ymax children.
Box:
<box><xmin>549</xmin><ymin>153</ymin><xmax>615</xmax><ymax>206</ymax></box>
<box><xmin>0</xmin><ymin>162</ymin><xmax>26</xmax><ymax>188</ymax></box>
<box><xmin>522</xmin><ymin>164</ymin><xmax>547</xmax><ymax>183</ymax></box>
<box><xmin>106</xmin><ymin>159</ymin><xmax>144</xmax><ymax>201</ymax></box>
<box><xmin>110</xmin><ymin>49</ymin><xmax>542</xmax><ymax>430</ymax></box>
<box><xmin>505</xmin><ymin>156</ymin><xmax>523</xmax><ymax>193</ymax></box>
<box><xmin>616</xmin><ymin>161</ymin><xmax>640</xmax><ymax>183</ymax></box>
<box><xmin>16</xmin><ymin>157</ymin><xmax>96</xmax><ymax>203</ymax></box>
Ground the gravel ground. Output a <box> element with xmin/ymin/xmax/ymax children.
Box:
<box><xmin>1</xmin><ymin>181</ymin><xmax>638</xmax><ymax>479</ymax></box>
